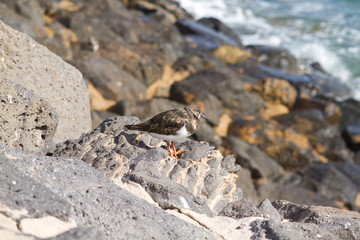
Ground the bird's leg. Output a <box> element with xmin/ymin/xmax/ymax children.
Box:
<box><xmin>171</xmin><ymin>141</ymin><xmax>184</xmax><ymax>159</ymax></box>
<box><xmin>166</xmin><ymin>142</ymin><xmax>175</xmax><ymax>158</ymax></box>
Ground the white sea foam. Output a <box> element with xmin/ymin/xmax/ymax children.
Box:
<box><xmin>292</xmin><ymin>42</ymin><xmax>352</xmax><ymax>82</ymax></box>
<box><xmin>177</xmin><ymin>0</ymin><xmax>360</xmax><ymax>100</ymax></box>
<box><xmin>353</xmin><ymin>78</ymin><xmax>360</xmax><ymax>100</ymax></box>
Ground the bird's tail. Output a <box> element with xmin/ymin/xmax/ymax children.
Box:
<box><xmin>125</xmin><ymin>124</ymin><xmax>149</xmax><ymax>131</ymax></box>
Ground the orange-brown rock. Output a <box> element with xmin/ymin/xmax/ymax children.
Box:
<box><xmin>212</xmin><ymin>45</ymin><xmax>251</xmax><ymax>65</ymax></box>
<box><xmin>228</xmin><ymin>118</ymin><xmax>318</xmax><ymax>170</ymax></box>
<box><xmin>253</xmin><ymin>77</ymin><xmax>297</xmax><ymax>108</ymax></box>
<box><xmin>214</xmin><ymin>113</ymin><xmax>232</xmax><ymax>137</ymax></box>
<box><xmin>274</xmin><ymin>109</ymin><xmax>353</xmax><ymax>163</ymax></box>
<box><xmin>87</xmin><ymin>81</ymin><xmax>116</xmax><ymax>111</ymax></box>
<box><xmin>294</xmin><ymin>97</ymin><xmax>342</xmax><ymax>126</ymax></box>
<box><xmin>260</xmin><ymin>102</ymin><xmax>289</xmax><ymax>119</ymax></box>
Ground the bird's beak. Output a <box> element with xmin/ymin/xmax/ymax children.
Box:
<box><xmin>201</xmin><ymin>113</ymin><xmax>208</xmax><ymax>120</ymax></box>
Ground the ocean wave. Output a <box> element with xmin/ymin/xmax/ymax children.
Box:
<box><xmin>178</xmin><ymin>0</ymin><xmax>360</xmax><ymax>100</ymax></box>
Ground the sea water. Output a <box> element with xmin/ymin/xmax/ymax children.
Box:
<box><xmin>177</xmin><ymin>0</ymin><xmax>360</xmax><ymax>100</ymax></box>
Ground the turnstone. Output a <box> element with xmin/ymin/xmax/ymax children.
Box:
<box><xmin>125</xmin><ymin>105</ymin><xmax>207</xmax><ymax>158</ymax></box>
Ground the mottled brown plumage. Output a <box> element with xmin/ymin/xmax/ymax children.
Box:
<box><xmin>125</xmin><ymin>105</ymin><xmax>207</xmax><ymax>158</ymax></box>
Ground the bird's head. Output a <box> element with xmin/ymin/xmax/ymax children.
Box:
<box><xmin>187</xmin><ymin>105</ymin><xmax>208</xmax><ymax>120</ymax></box>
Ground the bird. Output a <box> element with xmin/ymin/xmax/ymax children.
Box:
<box><xmin>125</xmin><ymin>105</ymin><xmax>207</xmax><ymax>159</ymax></box>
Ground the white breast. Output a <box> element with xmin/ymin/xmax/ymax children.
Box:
<box><xmin>148</xmin><ymin>123</ymin><xmax>191</xmax><ymax>141</ymax></box>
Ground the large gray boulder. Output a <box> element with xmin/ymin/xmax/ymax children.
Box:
<box><xmin>0</xmin><ymin>145</ymin><xmax>216</xmax><ymax>240</ymax></box>
<box><xmin>0</xmin><ymin>20</ymin><xmax>91</xmax><ymax>145</ymax></box>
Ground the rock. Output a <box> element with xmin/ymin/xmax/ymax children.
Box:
<box><xmin>87</xmin><ymin>81</ymin><xmax>117</xmax><ymax>111</ymax></box>
<box><xmin>258</xmin><ymin>64</ymin><xmax>352</xmax><ymax>100</ymax></box>
<box><xmin>339</xmin><ymin>98</ymin><xmax>360</xmax><ymax>130</ymax></box>
<box><xmin>257</xmin><ymin>199</ymin><xmax>283</xmax><ymax>222</ymax></box>
<box><xmin>197</xmin><ymin>17</ymin><xmax>242</xmax><ymax>47</ymax></box>
<box><xmin>0</xmin><ymin>81</ymin><xmax>57</xmax><ymax>154</ymax></box>
<box><xmin>260</xmin><ymin>102</ymin><xmax>290</xmax><ymax>119</ymax></box>
<box><xmin>169</xmin><ymin>209</ymin><xmax>263</xmax><ymax>240</ymax></box>
<box><xmin>0</xmin><ymin>158</ymin><xmax>70</xmax><ymax>221</ymax></box>
<box><xmin>342</xmin><ymin>119</ymin><xmax>360</xmax><ymax>151</ymax></box>
<box><xmin>170</xmin><ymin>69</ymin><xmax>263</xmax><ymax>119</ymax></box>
<box><xmin>249</xmin><ymin>218</ymin><xmax>320</xmax><ymax>240</ymax></box>
<box><xmin>96</xmin><ymin>41</ymin><xmax>180</xmax><ymax>87</ymax></box>
<box><xmin>0</xmin><ymin>20</ymin><xmax>91</xmax><ymax>144</ymax></box>
<box><xmin>222</xmin><ymin>136</ymin><xmax>283</xmax><ymax>179</ymax></box>
<box><xmin>71</xmin><ymin>52</ymin><xmax>146</xmax><ymax>102</ymax></box>
<box><xmin>48</xmin><ymin>227</ymin><xmax>107</xmax><ymax>240</ymax></box>
<box><xmin>0</xmin><ymin>145</ymin><xmax>216</xmax><ymax>240</ymax></box>
<box><xmin>300</xmin><ymin>162</ymin><xmax>358</xmax><ymax>205</ymax></box>
<box><xmin>260</xmin><ymin>161</ymin><xmax>360</xmax><ymax>208</ymax></box>
<box><xmin>66</xmin><ymin>0</ymin><xmax>184</xmax><ymax>86</ymax></box>
<box><xmin>293</xmin><ymin>97</ymin><xmax>342</xmax><ymax>126</ymax></box>
<box><xmin>194</xmin><ymin>120</ymin><xmax>223</xmax><ymax>147</ymax></box>
<box><xmin>228</xmin><ymin>118</ymin><xmax>317</xmax><ymax>170</ymax></box>
<box><xmin>175</xmin><ymin>19</ymin><xmax>238</xmax><ymax>50</ymax></box>
<box><xmin>0</xmin><ymin>3</ymin><xmax>38</xmax><ymax>39</ymax></box>
<box><xmin>170</xmin><ymin>74</ymin><xmax>225</xmax><ymax>125</ymax></box>
<box><xmin>214</xmin><ymin>113</ymin><xmax>232</xmax><ymax>137</ymax></box>
<box><xmin>273</xmin><ymin>200</ymin><xmax>360</xmax><ymax>239</ymax></box>
<box><xmin>246</xmin><ymin>45</ymin><xmax>305</xmax><ymax>74</ymax></box>
<box><xmin>212</xmin><ymin>45</ymin><xmax>251</xmax><ymax>65</ymax></box>
<box><xmin>219</xmin><ymin>198</ymin><xmax>282</xmax><ymax>222</ymax></box>
<box><xmin>235</xmin><ymin>56</ymin><xmax>352</xmax><ymax>100</ymax></box>
<box><xmin>274</xmin><ymin>108</ymin><xmax>353</xmax><ymax>163</ymax></box>
<box><xmin>331</xmin><ymin>162</ymin><xmax>360</xmax><ymax>185</ymax></box>
<box><xmin>53</xmin><ymin>116</ymin><xmax>242</xmax><ymax>215</ymax></box>
<box><xmin>128</xmin><ymin>0</ymin><xmax>192</xmax><ymax>24</ymax></box>
<box><xmin>257</xmin><ymin>172</ymin><xmax>338</xmax><ymax>208</ymax></box>
<box><xmin>40</xmin><ymin>21</ymin><xmax>75</xmax><ymax>61</ymax></box>
<box><xmin>127</xmin><ymin>169</ymin><xmax>214</xmax><ymax>216</ymax></box>
<box><xmin>252</xmin><ymin>77</ymin><xmax>298</xmax><ymax>108</ymax></box>
<box><xmin>129</xmin><ymin>1</ymin><xmax>178</xmax><ymax>23</ymax></box>
<box><xmin>1</xmin><ymin>0</ymin><xmax>46</xmax><ymax>39</ymax></box>
<box><xmin>219</xmin><ymin>197</ymin><xmax>263</xmax><ymax>219</ymax></box>
<box><xmin>19</xmin><ymin>216</ymin><xmax>77</xmax><ymax>239</ymax></box>
<box><xmin>234</xmin><ymin>168</ymin><xmax>259</xmax><ymax>204</ymax></box>
<box><xmin>6</xmin><ymin>0</ymin><xmax>44</xmax><ymax>28</ymax></box>
<box><xmin>172</xmin><ymin>54</ymin><xmax>223</xmax><ymax>75</ymax></box>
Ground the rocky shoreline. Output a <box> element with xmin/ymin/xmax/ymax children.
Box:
<box><xmin>1</xmin><ymin>0</ymin><xmax>360</xmax><ymax>239</ymax></box>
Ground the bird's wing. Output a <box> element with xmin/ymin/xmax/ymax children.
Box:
<box><xmin>147</xmin><ymin>109</ymin><xmax>187</xmax><ymax>135</ymax></box>
<box><xmin>125</xmin><ymin>121</ymin><xmax>152</xmax><ymax>131</ymax></box>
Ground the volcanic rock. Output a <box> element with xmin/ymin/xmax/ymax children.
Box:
<box><xmin>0</xmin><ymin>20</ymin><xmax>91</xmax><ymax>144</ymax></box>
<box><xmin>0</xmin><ymin>145</ymin><xmax>216</xmax><ymax>240</ymax></box>
<box><xmin>228</xmin><ymin>118</ymin><xmax>317</xmax><ymax>170</ymax></box>
<box><xmin>53</xmin><ymin>116</ymin><xmax>242</xmax><ymax>215</ymax></box>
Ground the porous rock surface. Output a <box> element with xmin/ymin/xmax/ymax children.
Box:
<box><xmin>0</xmin><ymin>144</ymin><xmax>216</xmax><ymax>240</ymax></box>
<box><xmin>0</xmin><ymin>20</ymin><xmax>91</xmax><ymax>144</ymax></box>
<box><xmin>0</xmin><ymin>80</ymin><xmax>57</xmax><ymax>155</ymax></box>
<box><xmin>53</xmin><ymin>116</ymin><xmax>242</xmax><ymax>215</ymax></box>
